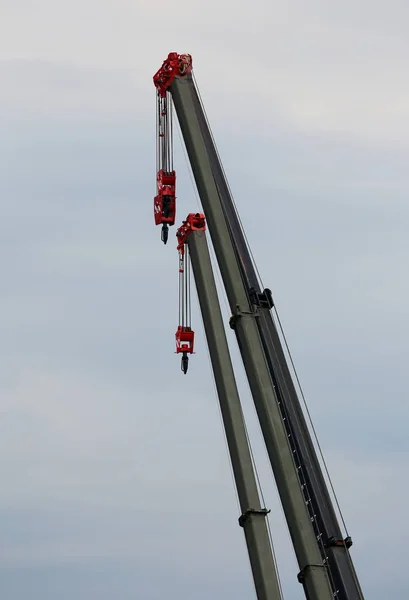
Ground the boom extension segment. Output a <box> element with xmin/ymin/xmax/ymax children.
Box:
<box><xmin>180</xmin><ymin>213</ymin><xmax>283</xmax><ymax>600</ymax></box>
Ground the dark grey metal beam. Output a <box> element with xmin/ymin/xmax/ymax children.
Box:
<box><xmin>170</xmin><ymin>74</ymin><xmax>334</xmax><ymax>600</ymax></box>
<box><xmin>170</xmin><ymin>73</ymin><xmax>365</xmax><ymax>600</ymax></box>
<box><xmin>186</xmin><ymin>71</ymin><xmax>364</xmax><ymax>599</ymax></box>
<box><xmin>172</xmin><ymin>69</ymin><xmax>364</xmax><ymax>600</ymax></box>
<box><xmin>187</xmin><ymin>228</ymin><xmax>282</xmax><ymax>600</ymax></box>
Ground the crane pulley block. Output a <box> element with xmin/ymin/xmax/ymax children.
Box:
<box><xmin>154</xmin><ymin>169</ymin><xmax>176</xmax><ymax>226</ymax></box>
<box><xmin>175</xmin><ymin>325</ymin><xmax>195</xmax><ymax>375</ymax></box>
<box><xmin>175</xmin><ymin>325</ymin><xmax>195</xmax><ymax>354</ymax></box>
<box><xmin>153</xmin><ymin>53</ymin><xmax>193</xmax><ymax>98</ymax></box>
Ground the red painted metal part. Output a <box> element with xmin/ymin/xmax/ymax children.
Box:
<box><xmin>154</xmin><ymin>169</ymin><xmax>176</xmax><ymax>226</ymax></box>
<box><xmin>176</xmin><ymin>212</ymin><xmax>206</xmax><ymax>252</ymax></box>
<box><xmin>175</xmin><ymin>325</ymin><xmax>195</xmax><ymax>355</ymax></box>
<box><xmin>153</xmin><ymin>53</ymin><xmax>193</xmax><ymax>98</ymax></box>
<box><xmin>174</xmin><ymin>214</ymin><xmax>206</xmax><ymax>356</ymax></box>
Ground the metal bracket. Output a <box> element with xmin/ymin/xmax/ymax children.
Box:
<box><xmin>248</xmin><ymin>287</ymin><xmax>274</xmax><ymax>310</ymax></box>
<box><xmin>297</xmin><ymin>563</ymin><xmax>328</xmax><ymax>584</ymax></box>
<box><xmin>238</xmin><ymin>508</ymin><xmax>271</xmax><ymax>528</ymax></box>
<box><xmin>326</xmin><ymin>536</ymin><xmax>353</xmax><ymax>549</ymax></box>
<box><xmin>229</xmin><ymin>304</ymin><xmax>259</xmax><ymax>330</ymax></box>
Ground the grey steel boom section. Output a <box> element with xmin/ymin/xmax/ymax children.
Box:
<box><xmin>186</xmin><ymin>228</ymin><xmax>282</xmax><ymax>600</ymax></box>
<box><xmin>170</xmin><ymin>75</ymin><xmax>334</xmax><ymax>600</ymax></box>
<box><xmin>171</xmin><ymin>72</ymin><xmax>364</xmax><ymax>600</ymax></box>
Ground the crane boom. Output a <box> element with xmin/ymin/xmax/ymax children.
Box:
<box><xmin>152</xmin><ymin>53</ymin><xmax>365</xmax><ymax>600</ymax></box>
<box><xmin>178</xmin><ymin>213</ymin><xmax>282</xmax><ymax>600</ymax></box>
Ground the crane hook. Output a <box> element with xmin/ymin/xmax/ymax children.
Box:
<box><xmin>181</xmin><ymin>351</ymin><xmax>189</xmax><ymax>374</ymax></box>
<box><xmin>161</xmin><ymin>223</ymin><xmax>169</xmax><ymax>244</ymax></box>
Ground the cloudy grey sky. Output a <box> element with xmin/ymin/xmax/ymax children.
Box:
<box><xmin>0</xmin><ymin>1</ymin><xmax>408</xmax><ymax>598</ymax></box>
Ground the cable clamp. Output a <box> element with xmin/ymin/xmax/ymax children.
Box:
<box><xmin>238</xmin><ymin>508</ymin><xmax>270</xmax><ymax>528</ymax></box>
<box><xmin>229</xmin><ymin>304</ymin><xmax>259</xmax><ymax>330</ymax></box>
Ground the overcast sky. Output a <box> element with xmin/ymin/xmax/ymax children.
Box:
<box><xmin>0</xmin><ymin>1</ymin><xmax>408</xmax><ymax>599</ymax></box>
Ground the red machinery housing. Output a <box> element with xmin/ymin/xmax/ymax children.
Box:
<box><xmin>176</xmin><ymin>212</ymin><xmax>206</xmax><ymax>251</ymax></box>
<box><xmin>153</xmin><ymin>53</ymin><xmax>193</xmax><ymax>98</ymax></box>
<box><xmin>154</xmin><ymin>169</ymin><xmax>176</xmax><ymax>227</ymax></box>
<box><xmin>175</xmin><ymin>326</ymin><xmax>195</xmax><ymax>355</ymax></box>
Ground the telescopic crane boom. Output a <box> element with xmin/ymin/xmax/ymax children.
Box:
<box><xmin>176</xmin><ymin>213</ymin><xmax>283</xmax><ymax>600</ymax></box>
<box><xmin>152</xmin><ymin>52</ymin><xmax>365</xmax><ymax>600</ymax></box>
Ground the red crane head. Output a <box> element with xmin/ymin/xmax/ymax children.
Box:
<box><xmin>153</xmin><ymin>53</ymin><xmax>193</xmax><ymax>97</ymax></box>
